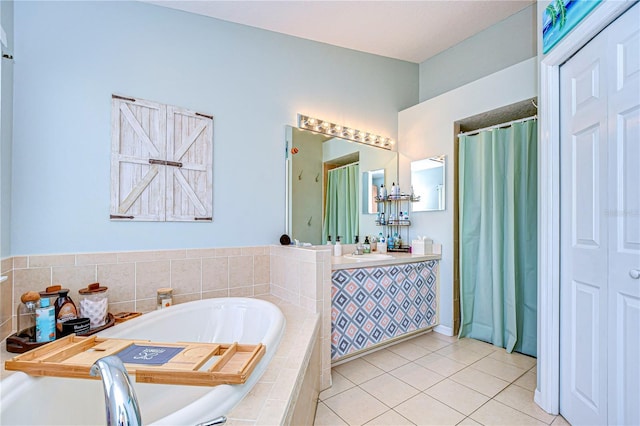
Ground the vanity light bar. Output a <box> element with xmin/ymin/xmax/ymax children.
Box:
<box><xmin>297</xmin><ymin>114</ymin><xmax>395</xmax><ymax>150</ymax></box>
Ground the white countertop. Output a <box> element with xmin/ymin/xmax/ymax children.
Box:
<box><xmin>331</xmin><ymin>251</ymin><xmax>441</xmax><ymax>270</ymax></box>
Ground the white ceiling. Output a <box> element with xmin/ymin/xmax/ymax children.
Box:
<box><xmin>145</xmin><ymin>0</ymin><xmax>535</xmax><ymax>63</ymax></box>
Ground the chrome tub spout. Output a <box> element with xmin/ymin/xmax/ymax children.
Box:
<box><xmin>90</xmin><ymin>355</ymin><xmax>142</xmax><ymax>426</ymax></box>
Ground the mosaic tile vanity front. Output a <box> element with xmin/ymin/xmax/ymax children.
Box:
<box><xmin>331</xmin><ymin>260</ymin><xmax>438</xmax><ymax>360</ymax></box>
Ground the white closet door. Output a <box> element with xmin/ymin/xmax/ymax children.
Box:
<box><xmin>560</xmin><ymin>4</ymin><xmax>640</xmax><ymax>425</ymax></box>
<box><xmin>560</xmin><ymin>26</ymin><xmax>608</xmax><ymax>426</ymax></box>
<box><xmin>606</xmin><ymin>5</ymin><xmax>640</xmax><ymax>425</ymax></box>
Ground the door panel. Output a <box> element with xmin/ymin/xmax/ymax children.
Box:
<box><xmin>561</xmin><ymin>4</ymin><xmax>640</xmax><ymax>425</ymax></box>
<box><xmin>607</xmin><ymin>5</ymin><xmax>640</xmax><ymax>425</ymax></box>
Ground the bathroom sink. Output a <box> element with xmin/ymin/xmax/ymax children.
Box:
<box><xmin>343</xmin><ymin>253</ymin><xmax>393</xmax><ymax>261</ymax></box>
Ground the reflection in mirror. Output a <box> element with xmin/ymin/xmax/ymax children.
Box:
<box><xmin>362</xmin><ymin>169</ymin><xmax>384</xmax><ymax>214</ymax></box>
<box><xmin>411</xmin><ymin>155</ymin><xmax>446</xmax><ymax>212</ymax></box>
<box><xmin>287</xmin><ymin>126</ymin><xmax>398</xmax><ymax>245</ymax></box>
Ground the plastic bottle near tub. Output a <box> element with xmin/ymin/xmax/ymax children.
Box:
<box><xmin>36</xmin><ymin>297</ymin><xmax>56</xmax><ymax>343</ymax></box>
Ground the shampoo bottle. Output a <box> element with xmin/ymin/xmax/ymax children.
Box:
<box><xmin>334</xmin><ymin>236</ymin><xmax>342</xmax><ymax>256</ymax></box>
<box><xmin>327</xmin><ymin>235</ymin><xmax>332</xmax><ymax>245</ymax></box>
<box><xmin>36</xmin><ymin>297</ymin><xmax>56</xmax><ymax>343</ymax></box>
<box><xmin>379</xmin><ymin>233</ymin><xmax>387</xmax><ymax>253</ymax></box>
<box><xmin>380</xmin><ymin>184</ymin><xmax>387</xmax><ymax>200</ymax></box>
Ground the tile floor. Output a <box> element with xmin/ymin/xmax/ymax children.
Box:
<box><xmin>314</xmin><ymin>332</ymin><xmax>570</xmax><ymax>426</ymax></box>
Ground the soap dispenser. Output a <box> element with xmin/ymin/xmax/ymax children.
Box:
<box><xmin>327</xmin><ymin>235</ymin><xmax>332</xmax><ymax>245</ymax></box>
<box><xmin>334</xmin><ymin>236</ymin><xmax>342</xmax><ymax>257</ymax></box>
<box><xmin>363</xmin><ymin>236</ymin><xmax>371</xmax><ymax>254</ymax></box>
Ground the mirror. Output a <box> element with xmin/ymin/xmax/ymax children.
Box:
<box><xmin>411</xmin><ymin>155</ymin><xmax>446</xmax><ymax>212</ymax></box>
<box><xmin>362</xmin><ymin>169</ymin><xmax>384</xmax><ymax>214</ymax></box>
<box><xmin>286</xmin><ymin>126</ymin><xmax>398</xmax><ymax>245</ymax></box>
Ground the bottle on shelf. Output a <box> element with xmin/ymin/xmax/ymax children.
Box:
<box><xmin>396</xmin><ymin>234</ymin><xmax>402</xmax><ymax>249</ymax></box>
<box><xmin>391</xmin><ymin>182</ymin><xmax>396</xmax><ymax>198</ymax></box>
<box><xmin>380</xmin><ymin>211</ymin><xmax>385</xmax><ymax>225</ymax></box>
<box><xmin>380</xmin><ymin>184</ymin><xmax>387</xmax><ymax>200</ymax></box>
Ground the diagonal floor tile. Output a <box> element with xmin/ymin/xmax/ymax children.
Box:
<box><xmin>334</xmin><ymin>358</ymin><xmax>385</xmax><ymax>385</ymax></box>
<box><xmin>450</xmin><ymin>366</ymin><xmax>510</xmax><ymax>397</ymax></box>
<box><xmin>360</xmin><ymin>373</ymin><xmax>420</xmax><ymax>408</ymax></box>
<box><xmin>424</xmin><ymin>378</ymin><xmax>490</xmax><ymax>416</ymax></box>
<box><xmin>488</xmin><ymin>348</ymin><xmax>537</xmax><ymax>370</ymax></box>
<box><xmin>314</xmin><ymin>402</ymin><xmax>348</xmax><ymax>426</ymax></box>
<box><xmin>319</xmin><ymin>371</ymin><xmax>356</xmax><ymax>401</ymax></box>
<box><xmin>363</xmin><ymin>348</ymin><xmax>411</xmax><ymax>371</ymax></box>
<box><xmin>387</xmin><ymin>340</ymin><xmax>431</xmax><ymax>361</ymax></box>
<box><xmin>470</xmin><ymin>399</ymin><xmax>546</xmax><ymax>425</ymax></box>
<box><xmin>364</xmin><ymin>410</ymin><xmax>415</xmax><ymax>425</ymax></box>
<box><xmin>471</xmin><ymin>357</ymin><xmax>528</xmax><ymax>382</ymax></box>
<box><xmin>494</xmin><ymin>384</ymin><xmax>556</xmax><ymax>424</ymax></box>
<box><xmin>415</xmin><ymin>353</ymin><xmax>467</xmax><ymax>377</ymax></box>
<box><xmin>324</xmin><ymin>387</ymin><xmax>388</xmax><ymax>425</ymax></box>
<box><xmin>395</xmin><ymin>393</ymin><xmax>465</xmax><ymax>426</ymax></box>
<box><xmin>513</xmin><ymin>370</ymin><xmax>537</xmax><ymax>392</ymax></box>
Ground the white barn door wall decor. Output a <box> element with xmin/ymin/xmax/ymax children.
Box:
<box><xmin>111</xmin><ymin>95</ymin><xmax>213</xmax><ymax>222</ymax></box>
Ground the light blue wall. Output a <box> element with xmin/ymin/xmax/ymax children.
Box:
<box><xmin>12</xmin><ymin>1</ymin><xmax>418</xmax><ymax>255</ymax></box>
<box><xmin>418</xmin><ymin>4</ymin><xmax>536</xmax><ymax>102</ymax></box>
<box><xmin>0</xmin><ymin>0</ymin><xmax>13</xmax><ymax>258</ymax></box>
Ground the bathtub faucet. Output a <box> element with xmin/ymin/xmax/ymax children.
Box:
<box><xmin>90</xmin><ymin>355</ymin><xmax>142</xmax><ymax>426</ymax></box>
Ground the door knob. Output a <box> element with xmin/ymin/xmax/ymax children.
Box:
<box><xmin>630</xmin><ymin>269</ymin><xmax>640</xmax><ymax>279</ymax></box>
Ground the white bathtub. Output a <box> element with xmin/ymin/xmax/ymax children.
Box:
<box><xmin>1</xmin><ymin>297</ymin><xmax>285</xmax><ymax>426</ymax></box>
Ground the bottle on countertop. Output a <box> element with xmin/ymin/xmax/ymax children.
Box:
<box><xmin>327</xmin><ymin>235</ymin><xmax>332</xmax><ymax>245</ymax></box>
<box><xmin>55</xmin><ymin>289</ymin><xmax>78</xmax><ymax>338</ymax></box>
<box><xmin>157</xmin><ymin>288</ymin><xmax>173</xmax><ymax>310</ymax></box>
<box><xmin>394</xmin><ymin>232</ymin><xmax>401</xmax><ymax>249</ymax></box>
<box><xmin>363</xmin><ymin>236</ymin><xmax>371</xmax><ymax>254</ymax></box>
<box><xmin>334</xmin><ymin>236</ymin><xmax>343</xmax><ymax>257</ymax></box>
<box><xmin>18</xmin><ymin>291</ymin><xmax>40</xmax><ymax>342</ymax></box>
<box><xmin>378</xmin><ymin>233</ymin><xmax>387</xmax><ymax>253</ymax></box>
<box><xmin>36</xmin><ymin>297</ymin><xmax>56</xmax><ymax>343</ymax></box>
<box><xmin>387</xmin><ymin>234</ymin><xmax>394</xmax><ymax>250</ymax></box>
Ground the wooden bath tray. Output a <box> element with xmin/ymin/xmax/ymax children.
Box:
<box><xmin>4</xmin><ymin>334</ymin><xmax>266</xmax><ymax>387</ymax></box>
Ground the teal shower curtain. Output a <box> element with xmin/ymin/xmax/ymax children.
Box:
<box><xmin>323</xmin><ymin>164</ymin><xmax>359</xmax><ymax>245</ymax></box>
<box><xmin>459</xmin><ymin>120</ymin><xmax>537</xmax><ymax>356</ymax></box>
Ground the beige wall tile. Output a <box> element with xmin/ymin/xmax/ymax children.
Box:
<box><xmin>202</xmin><ymin>257</ymin><xmax>228</xmax><ymax>291</ymax></box>
<box><xmin>0</xmin><ymin>318</ymin><xmax>12</xmax><ymax>341</ymax></box>
<box><xmin>13</xmin><ymin>268</ymin><xmax>51</xmax><ymax>311</ymax></box>
<box><xmin>136</xmin><ymin>261</ymin><xmax>170</xmax><ymax>300</ymax></box>
<box><xmin>171</xmin><ymin>258</ymin><xmax>202</xmax><ymax>295</ymax></box>
<box><xmin>108</xmin><ymin>301</ymin><xmax>135</xmax><ymax>315</ymax></box>
<box><xmin>135</xmin><ymin>298</ymin><xmax>157</xmax><ymax>313</ymax></box>
<box><xmin>151</xmin><ymin>250</ymin><xmax>186</xmax><ymax>260</ymax></box>
<box><xmin>173</xmin><ymin>293</ymin><xmax>201</xmax><ymax>305</ymax></box>
<box><xmin>284</xmin><ymin>261</ymin><xmax>300</xmax><ymax>295</ymax></box>
<box><xmin>117</xmin><ymin>251</ymin><xmax>156</xmax><ymax>263</ymax></box>
<box><xmin>229</xmin><ymin>286</ymin><xmax>254</xmax><ymax>297</ymax></box>
<box><xmin>13</xmin><ymin>256</ymin><xmax>28</xmax><ymax>269</ymax></box>
<box><xmin>1</xmin><ymin>257</ymin><xmax>12</xmax><ymax>273</ymax></box>
<box><xmin>270</xmin><ymin>256</ymin><xmax>285</xmax><ymax>287</ymax></box>
<box><xmin>216</xmin><ymin>247</ymin><xmax>242</xmax><ymax>257</ymax></box>
<box><xmin>76</xmin><ymin>252</ymin><xmax>118</xmax><ymax>265</ymax></box>
<box><xmin>253</xmin><ymin>283</ymin><xmax>270</xmax><ymax>296</ymax></box>
<box><xmin>52</xmin><ymin>265</ymin><xmax>97</xmax><ymax>297</ymax></box>
<box><xmin>29</xmin><ymin>254</ymin><xmax>75</xmax><ymax>268</ymax></box>
<box><xmin>186</xmin><ymin>248</ymin><xmax>216</xmax><ymax>258</ymax></box>
<box><xmin>202</xmin><ymin>289</ymin><xmax>229</xmax><ymax>299</ymax></box>
<box><xmin>299</xmin><ymin>262</ymin><xmax>319</xmax><ymax>300</ymax></box>
<box><xmin>98</xmin><ymin>263</ymin><xmax>135</xmax><ymax>303</ymax></box>
<box><xmin>242</xmin><ymin>246</ymin><xmax>268</xmax><ymax>256</ymax></box>
<box><xmin>1</xmin><ymin>271</ymin><xmax>13</xmax><ymax>324</ymax></box>
<box><xmin>254</xmin><ymin>255</ymin><xmax>270</xmax><ymax>284</ymax></box>
<box><xmin>229</xmin><ymin>256</ymin><xmax>254</xmax><ymax>288</ymax></box>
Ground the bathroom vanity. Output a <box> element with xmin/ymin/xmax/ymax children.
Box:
<box><xmin>331</xmin><ymin>252</ymin><xmax>440</xmax><ymax>361</ymax></box>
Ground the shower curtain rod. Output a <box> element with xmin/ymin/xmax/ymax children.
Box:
<box><xmin>328</xmin><ymin>161</ymin><xmax>359</xmax><ymax>171</ymax></box>
<box><xmin>458</xmin><ymin>115</ymin><xmax>537</xmax><ymax>137</ymax></box>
